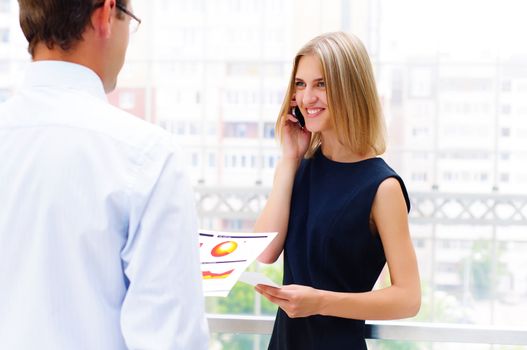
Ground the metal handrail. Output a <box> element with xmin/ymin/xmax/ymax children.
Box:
<box><xmin>195</xmin><ymin>187</ymin><xmax>527</xmax><ymax>225</ymax></box>
<box><xmin>207</xmin><ymin>314</ymin><xmax>527</xmax><ymax>345</ymax></box>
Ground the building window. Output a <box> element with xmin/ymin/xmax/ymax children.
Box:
<box><xmin>191</xmin><ymin>152</ymin><xmax>199</xmax><ymax>167</ymax></box>
<box><xmin>408</xmin><ymin>66</ymin><xmax>435</xmax><ymax>99</ymax></box>
<box><xmin>0</xmin><ymin>0</ymin><xmax>9</xmax><ymax>12</ymax></box>
<box><xmin>0</xmin><ymin>89</ymin><xmax>10</xmax><ymax>103</ymax></box>
<box><xmin>207</xmin><ymin>124</ymin><xmax>217</xmax><ymax>136</ymax></box>
<box><xmin>411</xmin><ymin>172</ymin><xmax>428</xmax><ymax>182</ymax></box>
<box><xmin>223</xmin><ymin>122</ymin><xmax>258</xmax><ymax>138</ymax></box>
<box><xmin>0</xmin><ymin>28</ymin><xmax>9</xmax><ymax>43</ymax></box>
<box><xmin>267</xmin><ymin>155</ymin><xmax>277</xmax><ymax>169</ymax></box>
<box><xmin>208</xmin><ymin>153</ymin><xmax>216</xmax><ymax>167</ymax></box>
<box><xmin>189</xmin><ymin>122</ymin><xmax>199</xmax><ymax>135</ymax></box>
<box><xmin>501</xmin><ymin>104</ymin><xmax>511</xmax><ymax>115</ymax></box>
<box><xmin>263</xmin><ymin>122</ymin><xmax>275</xmax><ymax>139</ymax></box>
<box><xmin>411</xmin><ymin>126</ymin><xmax>429</xmax><ymax>137</ymax></box>
<box><xmin>414</xmin><ymin>238</ymin><xmax>426</xmax><ymax>248</ymax></box>
<box><xmin>226</xmin><ymin>62</ymin><xmax>260</xmax><ymax>77</ymax></box>
<box><xmin>500</xmin><ymin>152</ymin><xmax>510</xmax><ymax>160</ymax></box>
<box><xmin>176</xmin><ymin>122</ymin><xmax>186</xmax><ymax>135</ymax></box>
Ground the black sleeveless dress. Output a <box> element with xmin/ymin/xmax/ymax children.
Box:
<box><xmin>268</xmin><ymin>148</ymin><xmax>410</xmax><ymax>350</ymax></box>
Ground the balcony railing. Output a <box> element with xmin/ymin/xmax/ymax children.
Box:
<box><xmin>195</xmin><ymin>186</ymin><xmax>527</xmax><ymax>226</ymax></box>
<box><xmin>207</xmin><ymin>315</ymin><xmax>527</xmax><ymax>345</ymax></box>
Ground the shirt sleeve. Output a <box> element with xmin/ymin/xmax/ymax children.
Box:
<box><xmin>119</xmin><ymin>138</ymin><xmax>209</xmax><ymax>350</ymax></box>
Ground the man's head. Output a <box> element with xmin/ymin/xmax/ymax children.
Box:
<box><xmin>18</xmin><ymin>0</ymin><xmax>137</xmax><ymax>93</ymax></box>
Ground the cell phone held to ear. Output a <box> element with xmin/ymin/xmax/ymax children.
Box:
<box><xmin>292</xmin><ymin>106</ymin><xmax>305</xmax><ymax>128</ymax></box>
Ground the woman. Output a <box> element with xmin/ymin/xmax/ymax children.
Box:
<box><xmin>254</xmin><ymin>32</ymin><xmax>421</xmax><ymax>349</ymax></box>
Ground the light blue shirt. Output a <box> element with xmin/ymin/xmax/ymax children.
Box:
<box><xmin>0</xmin><ymin>61</ymin><xmax>209</xmax><ymax>349</ymax></box>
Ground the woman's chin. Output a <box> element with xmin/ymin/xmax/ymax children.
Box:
<box><xmin>304</xmin><ymin>121</ymin><xmax>326</xmax><ymax>134</ymax></box>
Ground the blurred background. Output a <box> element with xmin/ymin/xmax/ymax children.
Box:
<box><xmin>1</xmin><ymin>0</ymin><xmax>527</xmax><ymax>349</ymax></box>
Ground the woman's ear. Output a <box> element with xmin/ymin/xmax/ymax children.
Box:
<box><xmin>91</xmin><ymin>0</ymin><xmax>116</xmax><ymax>39</ymax></box>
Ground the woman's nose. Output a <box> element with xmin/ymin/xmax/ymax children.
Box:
<box><xmin>302</xmin><ymin>88</ymin><xmax>318</xmax><ymax>106</ymax></box>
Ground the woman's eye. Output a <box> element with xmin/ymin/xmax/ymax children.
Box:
<box><xmin>295</xmin><ymin>81</ymin><xmax>305</xmax><ymax>88</ymax></box>
<box><xmin>317</xmin><ymin>81</ymin><xmax>326</xmax><ymax>88</ymax></box>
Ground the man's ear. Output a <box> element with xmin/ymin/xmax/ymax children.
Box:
<box><xmin>91</xmin><ymin>0</ymin><xmax>116</xmax><ymax>39</ymax></box>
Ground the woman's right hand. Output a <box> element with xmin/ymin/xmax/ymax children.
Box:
<box><xmin>281</xmin><ymin>108</ymin><xmax>311</xmax><ymax>162</ymax></box>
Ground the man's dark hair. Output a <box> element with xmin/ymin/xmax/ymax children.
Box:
<box><xmin>18</xmin><ymin>0</ymin><xmax>126</xmax><ymax>57</ymax></box>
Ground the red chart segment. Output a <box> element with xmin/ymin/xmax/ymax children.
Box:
<box><xmin>202</xmin><ymin>269</ymin><xmax>234</xmax><ymax>279</ymax></box>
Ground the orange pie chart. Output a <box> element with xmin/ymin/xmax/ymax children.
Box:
<box><xmin>211</xmin><ymin>241</ymin><xmax>238</xmax><ymax>257</ymax></box>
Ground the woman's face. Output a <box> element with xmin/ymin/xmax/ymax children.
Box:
<box><xmin>294</xmin><ymin>55</ymin><xmax>332</xmax><ymax>134</ymax></box>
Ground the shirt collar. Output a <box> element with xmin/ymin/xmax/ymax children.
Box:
<box><xmin>21</xmin><ymin>60</ymin><xmax>107</xmax><ymax>101</ymax></box>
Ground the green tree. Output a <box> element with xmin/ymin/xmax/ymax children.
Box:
<box><xmin>374</xmin><ymin>340</ymin><xmax>422</xmax><ymax>350</ymax></box>
<box><xmin>207</xmin><ymin>262</ymin><xmax>281</xmax><ymax>315</ymax></box>
<box><xmin>463</xmin><ymin>240</ymin><xmax>508</xmax><ymax>300</ymax></box>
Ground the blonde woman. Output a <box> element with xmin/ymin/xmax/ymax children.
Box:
<box><xmin>254</xmin><ymin>32</ymin><xmax>421</xmax><ymax>349</ymax></box>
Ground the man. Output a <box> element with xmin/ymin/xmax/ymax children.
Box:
<box><xmin>0</xmin><ymin>1</ymin><xmax>209</xmax><ymax>349</ymax></box>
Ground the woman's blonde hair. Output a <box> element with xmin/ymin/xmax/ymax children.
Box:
<box><xmin>276</xmin><ymin>31</ymin><xmax>386</xmax><ymax>157</ymax></box>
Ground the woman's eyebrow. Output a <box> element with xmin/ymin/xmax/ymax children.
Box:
<box><xmin>294</xmin><ymin>77</ymin><xmax>324</xmax><ymax>81</ymax></box>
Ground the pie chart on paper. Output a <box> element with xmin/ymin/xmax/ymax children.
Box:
<box><xmin>211</xmin><ymin>241</ymin><xmax>238</xmax><ymax>257</ymax></box>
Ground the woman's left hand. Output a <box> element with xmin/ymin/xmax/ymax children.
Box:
<box><xmin>255</xmin><ymin>284</ymin><xmax>323</xmax><ymax>318</ymax></box>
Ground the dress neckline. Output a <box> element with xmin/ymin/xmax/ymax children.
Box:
<box><xmin>315</xmin><ymin>147</ymin><xmax>379</xmax><ymax>166</ymax></box>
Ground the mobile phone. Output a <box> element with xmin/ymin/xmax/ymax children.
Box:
<box><xmin>292</xmin><ymin>106</ymin><xmax>305</xmax><ymax>128</ymax></box>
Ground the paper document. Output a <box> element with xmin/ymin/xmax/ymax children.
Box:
<box><xmin>199</xmin><ymin>230</ymin><xmax>278</xmax><ymax>297</ymax></box>
<box><xmin>239</xmin><ymin>271</ymin><xmax>280</xmax><ymax>288</ymax></box>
